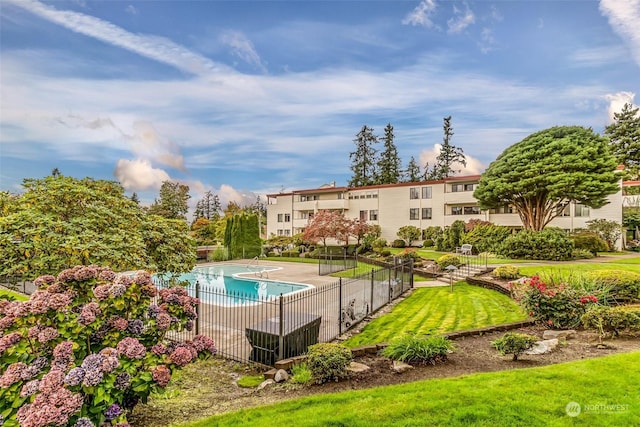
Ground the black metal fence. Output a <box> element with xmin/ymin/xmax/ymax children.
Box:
<box><xmin>318</xmin><ymin>254</ymin><xmax>358</xmax><ymax>275</ymax></box>
<box><xmin>154</xmin><ymin>260</ymin><xmax>413</xmax><ymax>367</ymax></box>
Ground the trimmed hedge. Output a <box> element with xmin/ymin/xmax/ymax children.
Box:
<box><xmin>497</xmin><ymin>228</ymin><xmax>574</xmax><ymax>260</ymax></box>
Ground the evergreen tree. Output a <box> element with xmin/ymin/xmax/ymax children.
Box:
<box><xmin>377</xmin><ymin>123</ymin><xmax>402</xmax><ymax>184</ymax></box>
<box><xmin>148</xmin><ymin>181</ymin><xmax>190</xmax><ymax>221</ymax></box>
<box><xmin>130</xmin><ymin>192</ymin><xmax>140</xmax><ymax>205</ymax></box>
<box><xmin>424</xmin><ymin>116</ymin><xmax>467</xmax><ymax>180</ymax></box>
<box><xmin>348</xmin><ymin>125</ymin><xmax>379</xmax><ymax>187</ymax></box>
<box><xmin>404</xmin><ymin>156</ymin><xmax>422</xmax><ymax>182</ymax></box>
<box><xmin>194</xmin><ymin>190</ymin><xmax>221</xmax><ymax>220</ymax></box>
<box><xmin>604</xmin><ymin>102</ymin><xmax>640</xmax><ymax>174</ymax></box>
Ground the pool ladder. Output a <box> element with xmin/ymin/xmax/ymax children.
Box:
<box><xmin>247</xmin><ymin>256</ymin><xmax>268</xmax><ymax>278</ymax></box>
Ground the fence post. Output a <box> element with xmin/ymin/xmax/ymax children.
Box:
<box><xmin>388</xmin><ymin>267</ymin><xmax>392</xmax><ymax>303</ymax></box>
<box><xmin>195</xmin><ymin>280</ymin><xmax>200</xmax><ymax>336</ymax></box>
<box><xmin>278</xmin><ymin>294</ymin><xmax>284</xmax><ymax>362</ymax></box>
<box><xmin>409</xmin><ymin>259</ymin><xmax>414</xmax><ymax>289</ymax></box>
<box><xmin>369</xmin><ymin>269</ymin><xmax>374</xmax><ymax>313</ymax></box>
<box><xmin>338</xmin><ymin>278</ymin><xmax>343</xmax><ymax>335</ymax></box>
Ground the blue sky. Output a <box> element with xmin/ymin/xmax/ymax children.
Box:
<box><xmin>1</xmin><ymin>0</ymin><xmax>639</xmax><ymax>211</ymax></box>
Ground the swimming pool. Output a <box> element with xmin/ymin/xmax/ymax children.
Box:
<box><xmin>156</xmin><ymin>264</ymin><xmax>312</xmax><ymax>307</ymax></box>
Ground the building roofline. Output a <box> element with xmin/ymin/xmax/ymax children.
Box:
<box><xmin>266</xmin><ymin>174</ymin><xmax>484</xmax><ymax>197</ymax></box>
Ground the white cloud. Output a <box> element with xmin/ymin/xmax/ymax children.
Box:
<box><xmin>127</xmin><ymin>121</ymin><xmax>185</xmax><ymax>171</ymax></box>
<box><xmin>113</xmin><ymin>159</ymin><xmax>170</xmax><ymax>191</ymax></box>
<box><xmin>125</xmin><ymin>5</ymin><xmax>138</xmax><ymax>15</ymax></box>
<box><xmin>605</xmin><ymin>91</ymin><xmax>636</xmax><ymax>123</ymax></box>
<box><xmin>448</xmin><ymin>3</ymin><xmax>475</xmax><ymax>34</ymax></box>
<box><xmin>418</xmin><ymin>144</ymin><xmax>484</xmax><ymax>176</ymax></box>
<box><xmin>569</xmin><ymin>45</ymin><xmax>629</xmax><ymax>67</ymax></box>
<box><xmin>5</xmin><ymin>0</ymin><xmax>227</xmax><ymax>77</ymax></box>
<box><xmin>403</xmin><ymin>0</ymin><xmax>438</xmax><ymax>29</ymax></box>
<box><xmin>599</xmin><ymin>0</ymin><xmax>640</xmax><ymax>68</ymax></box>
<box><xmin>220</xmin><ymin>30</ymin><xmax>267</xmax><ymax>73</ymax></box>
<box><xmin>479</xmin><ymin>28</ymin><xmax>496</xmax><ymax>54</ymax></box>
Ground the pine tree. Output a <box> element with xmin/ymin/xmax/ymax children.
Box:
<box><xmin>148</xmin><ymin>181</ymin><xmax>190</xmax><ymax>221</ymax></box>
<box><xmin>424</xmin><ymin>116</ymin><xmax>467</xmax><ymax>180</ymax></box>
<box><xmin>404</xmin><ymin>156</ymin><xmax>422</xmax><ymax>182</ymax></box>
<box><xmin>194</xmin><ymin>191</ymin><xmax>221</xmax><ymax>220</ymax></box>
<box><xmin>604</xmin><ymin>102</ymin><xmax>640</xmax><ymax>173</ymax></box>
<box><xmin>377</xmin><ymin>123</ymin><xmax>402</xmax><ymax>184</ymax></box>
<box><xmin>348</xmin><ymin>125</ymin><xmax>379</xmax><ymax>187</ymax></box>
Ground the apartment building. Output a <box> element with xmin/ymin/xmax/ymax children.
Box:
<box><xmin>266</xmin><ymin>175</ymin><xmax>623</xmax><ymax>246</ymax></box>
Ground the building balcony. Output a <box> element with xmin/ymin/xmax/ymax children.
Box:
<box><xmin>293</xmin><ymin>199</ymin><xmax>349</xmax><ymax>211</ymax></box>
<box><xmin>443</xmin><ymin>191</ymin><xmax>477</xmax><ymax>204</ymax></box>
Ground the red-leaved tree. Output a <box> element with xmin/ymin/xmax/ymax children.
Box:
<box><xmin>302</xmin><ymin>210</ymin><xmax>351</xmax><ymax>247</ymax></box>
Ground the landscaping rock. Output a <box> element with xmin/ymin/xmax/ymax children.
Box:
<box><xmin>274</xmin><ymin>369</ymin><xmax>289</xmax><ymax>383</ymax></box>
<box><xmin>525</xmin><ymin>339</ymin><xmax>559</xmax><ymax>355</ymax></box>
<box><xmin>347</xmin><ymin>362</ymin><xmax>371</xmax><ymax>373</ymax></box>
<box><xmin>543</xmin><ymin>330</ymin><xmax>576</xmax><ymax>340</ymax></box>
<box><xmin>392</xmin><ymin>360</ymin><xmax>414</xmax><ymax>373</ymax></box>
<box><xmin>257</xmin><ymin>379</ymin><xmax>275</xmax><ymax>390</ymax></box>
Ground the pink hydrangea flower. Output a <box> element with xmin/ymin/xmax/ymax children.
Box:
<box><xmin>0</xmin><ymin>362</ymin><xmax>27</xmax><ymax>387</ymax></box>
<box><xmin>152</xmin><ymin>365</ymin><xmax>171</xmax><ymax>387</ymax></box>
<box><xmin>168</xmin><ymin>347</ymin><xmax>193</xmax><ymax>367</ymax></box>
<box><xmin>116</xmin><ymin>337</ymin><xmax>146</xmax><ymax>359</ymax></box>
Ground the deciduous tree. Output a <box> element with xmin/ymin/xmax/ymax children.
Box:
<box><xmin>397</xmin><ymin>225</ymin><xmax>421</xmax><ymax>246</ymax></box>
<box><xmin>474</xmin><ymin>126</ymin><xmax>620</xmax><ymax>231</ymax></box>
<box><xmin>148</xmin><ymin>181</ymin><xmax>190</xmax><ymax>221</ymax></box>
<box><xmin>302</xmin><ymin>210</ymin><xmax>349</xmax><ymax>247</ymax></box>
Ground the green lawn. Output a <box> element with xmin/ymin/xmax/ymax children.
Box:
<box><xmin>519</xmin><ymin>261</ymin><xmax>640</xmax><ymax>277</ymax></box>
<box><xmin>388</xmin><ymin>247</ymin><xmax>531</xmax><ymax>265</ymax></box>
<box><xmin>180</xmin><ymin>351</ymin><xmax>640</xmax><ymax>427</ymax></box>
<box><xmin>0</xmin><ymin>287</ymin><xmax>29</xmax><ymax>301</ymax></box>
<box><xmin>342</xmin><ymin>283</ymin><xmax>527</xmax><ymax>347</ymax></box>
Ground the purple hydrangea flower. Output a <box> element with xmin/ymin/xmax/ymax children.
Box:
<box><xmin>127</xmin><ymin>319</ymin><xmax>144</xmax><ymax>336</ymax></box>
<box><xmin>64</xmin><ymin>367</ymin><xmax>85</xmax><ymax>387</ymax></box>
<box><xmin>74</xmin><ymin>417</ymin><xmax>96</xmax><ymax>427</ymax></box>
<box><xmin>20</xmin><ymin>379</ymin><xmax>40</xmax><ymax>397</ymax></box>
<box><xmin>147</xmin><ymin>304</ymin><xmax>160</xmax><ymax>319</ymax></box>
<box><xmin>109</xmin><ymin>284</ymin><xmax>127</xmax><ymax>298</ymax></box>
<box><xmin>105</xmin><ymin>403</ymin><xmax>122</xmax><ymax>421</ymax></box>
<box><xmin>115</xmin><ymin>372</ymin><xmax>131</xmax><ymax>390</ymax></box>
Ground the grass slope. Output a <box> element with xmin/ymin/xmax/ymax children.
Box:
<box><xmin>0</xmin><ymin>287</ymin><xmax>28</xmax><ymax>301</ymax></box>
<box><xmin>342</xmin><ymin>283</ymin><xmax>527</xmax><ymax>347</ymax></box>
<box><xmin>181</xmin><ymin>351</ymin><xmax>640</xmax><ymax>427</ymax></box>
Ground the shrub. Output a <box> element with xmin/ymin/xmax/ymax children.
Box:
<box><xmin>491</xmin><ymin>332</ymin><xmax>538</xmax><ymax>361</ymax></box>
<box><xmin>582</xmin><ymin>305</ymin><xmax>640</xmax><ymax>338</ymax></box>
<box><xmin>497</xmin><ymin>228</ymin><xmax>574</xmax><ymax>260</ymax></box>
<box><xmin>281</xmin><ymin>250</ymin><xmax>300</xmax><ymax>257</ymax></box>
<box><xmin>570</xmin><ymin>231</ymin><xmax>608</xmax><ymax>256</ymax></box>
<box><xmin>290</xmin><ymin>363</ymin><xmax>313</xmax><ymax>385</ymax></box>
<box><xmin>379</xmin><ymin>250</ymin><xmax>392</xmax><ymax>258</ymax></box>
<box><xmin>381</xmin><ymin>335</ymin><xmax>454</xmax><ymax>365</ymax></box>
<box><xmin>572</xmin><ymin>249</ymin><xmax>595</xmax><ymax>259</ymax></box>
<box><xmin>515</xmin><ymin>276</ymin><xmax>599</xmax><ymax>329</ymax></box>
<box><xmin>392</xmin><ymin>239</ymin><xmax>406</xmax><ymax>248</ymax></box>
<box><xmin>0</xmin><ymin>266</ymin><xmax>217</xmax><ymax>427</ymax></box>
<box><xmin>399</xmin><ymin>249</ymin><xmax>421</xmax><ymax>263</ymax></box>
<box><xmin>583</xmin><ymin>270</ymin><xmax>640</xmax><ymax>303</ymax></box>
<box><xmin>437</xmin><ymin>254</ymin><xmax>462</xmax><ymax>270</ymax></box>
<box><xmin>422</xmin><ymin>239</ymin><xmax>434</xmax><ymax>248</ymax></box>
<box><xmin>462</xmin><ymin>224</ymin><xmax>511</xmax><ymax>254</ymax></box>
<box><xmin>306</xmin><ymin>343</ymin><xmax>353</xmax><ymax>384</ymax></box>
<box><xmin>422</xmin><ymin>226</ymin><xmax>443</xmax><ymax>241</ymax></box>
<box><xmin>493</xmin><ymin>265</ymin><xmax>521</xmax><ymax>280</ymax></box>
<box><xmin>372</xmin><ymin>238</ymin><xmax>387</xmax><ymax>249</ymax></box>
<box><xmin>208</xmin><ymin>247</ymin><xmax>229</xmax><ymax>262</ymax></box>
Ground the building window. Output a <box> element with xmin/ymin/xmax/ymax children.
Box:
<box><xmin>451</xmin><ymin>184</ymin><xmax>464</xmax><ymax>192</ymax></box>
<box><xmin>464</xmin><ymin>206</ymin><xmax>481</xmax><ymax>215</ymax></box>
<box><xmin>284</xmin><ymin>214</ymin><xmax>291</xmax><ymax>222</ymax></box>
<box><xmin>369</xmin><ymin>210</ymin><xmax>378</xmax><ymax>220</ymax></box>
<box><xmin>410</xmin><ymin>188</ymin><xmax>419</xmax><ymax>199</ymax></box>
<box><xmin>277</xmin><ymin>229</ymin><xmax>283</xmax><ymax>236</ymax></box>
<box><xmin>284</xmin><ymin>229</ymin><xmax>291</xmax><ymax>236</ymax></box>
<box><xmin>277</xmin><ymin>213</ymin><xmax>283</xmax><ymax>222</ymax></box>
<box><xmin>410</xmin><ymin>208</ymin><xmax>419</xmax><ymax>220</ymax></box>
<box><xmin>575</xmin><ymin>203</ymin><xmax>590</xmax><ymax>217</ymax></box>
<box><xmin>464</xmin><ymin>183</ymin><xmax>477</xmax><ymax>191</ymax></box>
<box><xmin>422</xmin><ymin>208</ymin><xmax>432</xmax><ymax>220</ymax></box>
<box><xmin>360</xmin><ymin>210</ymin><xmax>367</xmax><ymax>221</ymax></box>
<box><xmin>557</xmin><ymin>205</ymin><xmax>570</xmax><ymax>217</ymax></box>
<box><xmin>338</xmin><ymin>193</ymin><xmax>344</xmax><ymax>199</ymax></box>
<box><xmin>372</xmin><ymin>193</ymin><xmax>378</xmax><ymax>198</ymax></box>
<box><xmin>451</xmin><ymin>206</ymin><xmax>463</xmax><ymax>215</ymax></box>
<box><xmin>422</xmin><ymin>186</ymin><xmax>432</xmax><ymax>199</ymax></box>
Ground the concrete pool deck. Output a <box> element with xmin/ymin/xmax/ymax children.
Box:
<box><xmin>201</xmin><ymin>259</ymin><xmax>340</xmax><ymax>287</ymax></box>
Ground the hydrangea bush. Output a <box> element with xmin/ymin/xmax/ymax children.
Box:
<box><xmin>0</xmin><ymin>265</ymin><xmax>217</xmax><ymax>427</ymax></box>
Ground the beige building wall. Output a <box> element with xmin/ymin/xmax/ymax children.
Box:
<box><xmin>266</xmin><ymin>176</ymin><xmax>624</xmax><ymax>248</ymax></box>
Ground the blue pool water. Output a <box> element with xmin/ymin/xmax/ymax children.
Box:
<box><xmin>157</xmin><ymin>264</ymin><xmax>311</xmax><ymax>307</ymax></box>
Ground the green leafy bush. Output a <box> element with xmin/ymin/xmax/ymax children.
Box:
<box><xmin>497</xmin><ymin>228</ymin><xmax>574</xmax><ymax>260</ymax></box>
<box><xmin>492</xmin><ymin>265</ymin><xmax>521</xmax><ymax>280</ymax></box>
<box><xmin>582</xmin><ymin>305</ymin><xmax>640</xmax><ymax>338</ymax></box>
<box><xmin>306</xmin><ymin>343</ymin><xmax>353</xmax><ymax>384</ymax></box>
<box><xmin>584</xmin><ymin>270</ymin><xmax>640</xmax><ymax>303</ymax></box>
<box><xmin>514</xmin><ymin>276</ymin><xmax>598</xmax><ymax>329</ymax></box>
<box><xmin>491</xmin><ymin>332</ymin><xmax>538</xmax><ymax>361</ymax></box>
<box><xmin>422</xmin><ymin>239</ymin><xmax>434</xmax><ymax>248</ymax></box>
<box><xmin>462</xmin><ymin>224</ymin><xmax>511</xmax><ymax>254</ymax></box>
<box><xmin>0</xmin><ymin>266</ymin><xmax>217</xmax><ymax>427</ymax></box>
<box><xmin>570</xmin><ymin>231</ymin><xmax>608</xmax><ymax>256</ymax></box>
<box><xmin>290</xmin><ymin>363</ymin><xmax>313</xmax><ymax>385</ymax></box>
<box><xmin>437</xmin><ymin>254</ymin><xmax>462</xmax><ymax>270</ymax></box>
<box><xmin>392</xmin><ymin>239</ymin><xmax>406</xmax><ymax>248</ymax></box>
<box><xmin>381</xmin><ymin>335</ymin><xmax>454</xmax><ymax>365</ymax></box>
<box><xmin>208</xmin><ymin>247</ymin><xmax>229</xmax><ymax>262</ymax></box>
<box><xmin>372</xmin><ymin>238</ymin><xmax>387</xmax><ymax>249</ymax></box>
<box><xmin>571</xmin><ymin>249</ymin><xmax>595</xmax><ymax>259</ymax></box>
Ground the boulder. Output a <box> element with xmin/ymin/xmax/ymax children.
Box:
<box><xmin>257</xmin><ymin>379</ymin><xmax>275</xmax><ymax>390</ymax></box>
<box><xmin>347</xmin><ymin>362</ymin><xmax>371</xmax><ymax>373</ymax></box>
<box><xmin>525</xmin><ymin>339</ymin><xmax>559</xmax><ymax>355</ymax></box>
<box><xmin>392</xmin><ymin>360</ymin><xmax>414</xmax><ymax>373</ymax></box>
<box><xmin>542</xmin><ymin>330</ymin><xmax>576</xmax><ymax>340</ymax></box>
<box><xmin>274</xmin><ymin>369</ymin><xmax>289</xmax><ymax>383</ymax></box>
